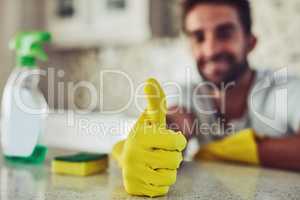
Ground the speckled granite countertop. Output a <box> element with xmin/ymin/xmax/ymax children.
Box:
<box><xmin>1</xmin><ymin>149</ymin><xmax>300</xmax><ymax>200</ymax></box>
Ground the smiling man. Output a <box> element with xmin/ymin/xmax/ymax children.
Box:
<box><xmin>112</xmin><ymin>0</ymin><xmax>300</xmax><ymax>197</ymax></box>
<box><xmin>167</xmin><ymin>0</ymin><xmax>300</xmax><ymax>171</ymax></box>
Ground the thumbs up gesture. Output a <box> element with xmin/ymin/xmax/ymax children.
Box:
<box><xmin>112</xmin><ymin>78</ymin><xmax>187</xmax><ymax>197</ymax></box>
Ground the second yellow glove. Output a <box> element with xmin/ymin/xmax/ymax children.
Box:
<box><xmin>195</xmin><ymin>129</ymin><xmax>259</xmax><ymax>165</ymax></box>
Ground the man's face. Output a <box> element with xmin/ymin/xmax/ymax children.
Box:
<box><xmin>185</xmin><ymin>4</ymin><xmax>255</xmax><ymax>85</ymax></box>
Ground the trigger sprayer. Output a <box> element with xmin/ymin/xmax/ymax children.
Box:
<box><xmin>1</xmin><ymin>31</ymin><xmax>51</xmax><ymax>163</ymax></box>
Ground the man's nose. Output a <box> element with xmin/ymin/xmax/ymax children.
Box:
<box><xmin>203</xmin><ymin>34</ymin><xmax>222</xmax><ymax>59</ymax></box>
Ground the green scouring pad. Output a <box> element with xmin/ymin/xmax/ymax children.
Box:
<box><xmin>52</xmin><ymin>153</ymin><xmax>108</xmax><ymax>176</ymax></box>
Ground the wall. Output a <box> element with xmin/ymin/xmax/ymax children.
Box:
<box><xmin>250</xmin><ymin>0</ymin><xmax>300</xmax><ymax>72</ymax></box>
<box><xmin>0</xmin><ymin>0</ymin><xmax>20</xmax><ymax>102</ymax></box>
<box><xmin>42</xmin><ymin>38</ymin><xmax>195</xmax><ymax>116</ymax></box>
<box><xmin>0</xmin><ymin>0</ymin><xmax>45</xmax><ymax>102</ymax></box>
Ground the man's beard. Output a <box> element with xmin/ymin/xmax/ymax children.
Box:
<box><xmin>197</xmin><ymin>52</ymin><xmax>249</xmax><ymax>88</ymax></box>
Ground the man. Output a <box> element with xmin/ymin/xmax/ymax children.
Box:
<box><xmin>113</xmin><ymin>0</ymin><xmax>300</xmax><ymax>197</ymax></box>
<box><xmin>167</xmin><ymin>0</ymin><xmax>300</xmax><ymax>171</ymax></box>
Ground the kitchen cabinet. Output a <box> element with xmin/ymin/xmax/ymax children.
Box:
<box><xmin>45</xmin><ymin>0</ymin><xmax>151</xmax><ymax>48</ymax></box>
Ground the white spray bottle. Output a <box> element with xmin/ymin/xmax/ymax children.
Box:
<box><xmin>1</xmin><ymin>32</ymin><xmax>51</xmax><ymax>162</ymax></box>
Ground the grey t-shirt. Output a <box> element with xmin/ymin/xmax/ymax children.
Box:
<box><xmin>182</xmin><ymin>69</ymin><xmax>300</xmax><ymax>143</ymax></box>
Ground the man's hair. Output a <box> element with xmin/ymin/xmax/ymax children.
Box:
<box><xmin>181</xmin><ymin>0</ymin><xmax>252</xmax><ymax>35</ymax></box>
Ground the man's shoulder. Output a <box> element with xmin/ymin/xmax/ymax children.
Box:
<box><xmin>249</xmin><ymin>69</ymin><xmax>300</xmax><ymax>136</ymax></box>
<box><xmin>250</xmin><ymin>68</ymin><xmax>300</xmax><ymax>109</ymax></box>
<box><xmin>253</xmin><ymin>69</ymin><xmax>300</xmax><ymax>92</ymax></box>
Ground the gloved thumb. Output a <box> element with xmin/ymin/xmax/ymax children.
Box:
<box><xmin>143</xmin><ymin>78</ymin><xmax>167</xmax><ymax>127</ymax></box>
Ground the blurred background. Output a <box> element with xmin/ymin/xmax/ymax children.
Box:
<box><xmin>0</xmin><ymin>0</ymin><xmax>300</xmax><ymax>117</ymax></box>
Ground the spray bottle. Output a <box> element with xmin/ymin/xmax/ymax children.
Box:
<box><xmin>1</xmin><ymin>32</ymin><xmax>51</xmax><ymax>163</ymax></box>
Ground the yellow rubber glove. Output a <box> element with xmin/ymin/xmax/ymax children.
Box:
<box><xmin>112</xmin><ymin>78</ymin><xmax>187</xmax><ymax>197</ymax></box>
<box><xmin>112</xmin><ymin>139</ymin><xmax>125</xmax><ymax>168</ymax></box>
<box><xmin>195</xmin><ymin>129</ymin><xmax>259</xmax><ymax>165</ymax></box>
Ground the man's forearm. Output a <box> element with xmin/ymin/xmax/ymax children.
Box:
<box><xmin>167</xmin><ymin>106</ymin><xmax>300</xmax><ymax>171</ymax></box>
<box><xmin>257</xmin><ymin>134</ymin><xmax>300</xmax><ymax>171</ymax></box>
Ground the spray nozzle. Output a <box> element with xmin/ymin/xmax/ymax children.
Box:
<box><xmin>10</xmin><ymin>32</ymin><xmax>52</xmax><ymax>67</ymax></box>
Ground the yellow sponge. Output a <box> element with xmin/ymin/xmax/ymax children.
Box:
<box><xmin>52</xmin><ymin>153</ymin><xmax>108</xmax><ymax>176</ymax></box>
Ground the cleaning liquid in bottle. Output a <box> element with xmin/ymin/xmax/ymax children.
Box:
<box><xmin>1</xmin><ymin>32</ymin><xmax>51</xmax><ymax>161</ymax></box>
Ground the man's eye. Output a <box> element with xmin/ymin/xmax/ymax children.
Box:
<box><xmin>216</xmin><ymin>29</ymin><xmax>233</xmax><ymax>41</ymax></box>
<box><xmin>193</xmin><ymin>32</ymin><xmax>204</xmax><ymax>43</ymax></box>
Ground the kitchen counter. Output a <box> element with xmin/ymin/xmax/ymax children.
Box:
<box><xmin>1</xmin><ymin>149</ymin><xmax>300</xmax><ymax>200</ymax></box>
